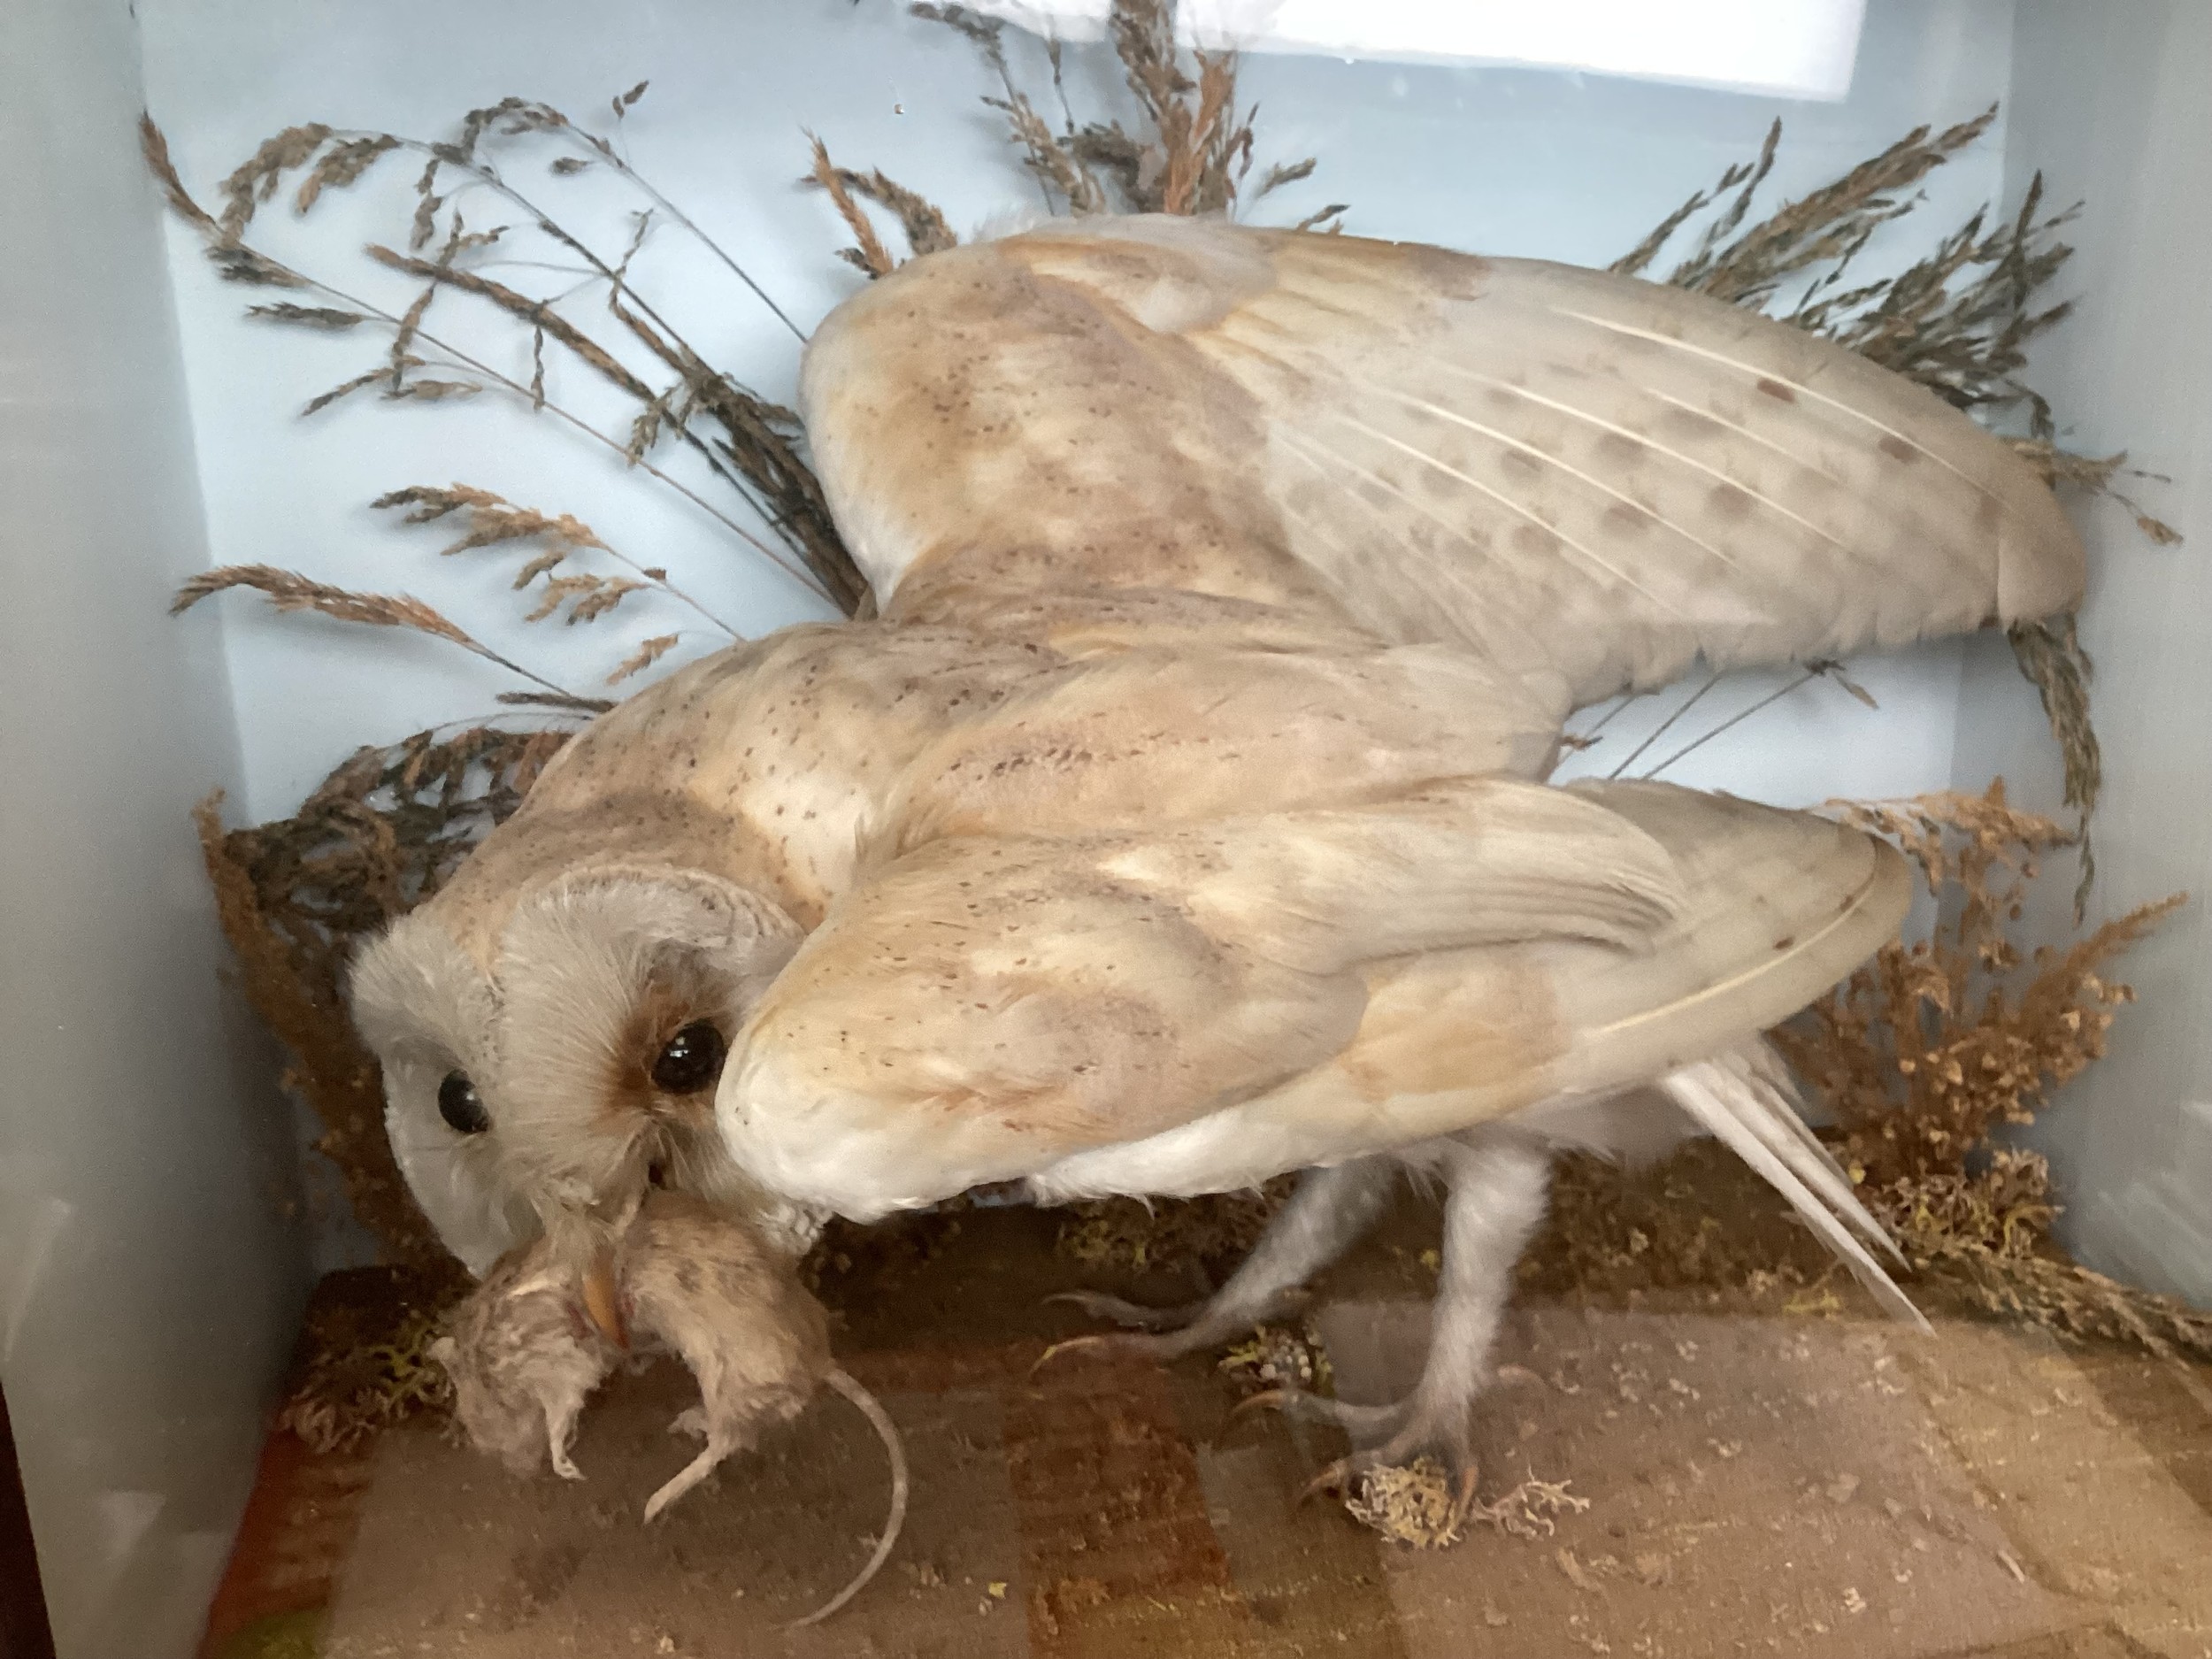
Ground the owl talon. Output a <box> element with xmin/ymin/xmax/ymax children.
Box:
<box><xmin>1454</xmin><ymin>1464</ymin><xmax>1481</xmax><ymax>1527</ymax></box>
<box><xmin>1291</xmin><ymin>1397</ymin><xmax>1485</xmax><ymax>1521</ymax></box>
<box><xmin>1255</xmin><ymin>1388</ymin><xmax>1411</xmax><ymax>1437</ymax></box>
<box><xmin>1029</xmin><ymin>1334</ymin><xmax>1123</xmax><ymax>1378</ymax></box>
<box><xmin>1300</xmin><ymin>1454</ymin><xmax>1367</xmax><ymax>1504</ymax></box>
<box><xmin>1043</xmin><ymin>1290</ymin><xmax>1202</xmax><ymax>1333</ymax></box>
<box><xmin>1230</xmin><ymin>1387</ymin><xmax>1291</xmax><ymax>1424</ymax></box>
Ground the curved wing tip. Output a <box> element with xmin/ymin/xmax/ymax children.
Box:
<box><xmin>1987</xmin><ymin>449</ymin><xmax>2090</xmax><ymax>621</ymax></box>
<box><xmin>1855</xmin><ymin>833</ymin><xmax>1916</xmax><ymax>940</ymax></box>
<box><xmin>1998</xmin><ymin>523</ymin><xmax>2090</xmax><ymax>623</ymax></box>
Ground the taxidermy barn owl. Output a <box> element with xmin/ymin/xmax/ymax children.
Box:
<box><xmin>352</xmin><ymin>216</ymin><xmax>2082</xmax><ymax>1507</ymax></box>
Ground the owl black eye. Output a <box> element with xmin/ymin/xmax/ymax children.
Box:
<box><xmin>651</xmin><ymin>1022</ymin><xmax>727</xmax><ymax>1094</ymax></box>
<box><xmin>437</xmin><ymin>1071</ymin><xmax>491</xmax><ymax>1135</ymax></box>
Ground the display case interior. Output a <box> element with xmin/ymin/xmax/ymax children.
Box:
<box><xmin>2</xmin><ymin>4</ymin><xmax>2208</xmax><ymax>1656</ymax></box>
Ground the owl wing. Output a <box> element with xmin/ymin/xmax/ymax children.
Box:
<box><xmin>715</xmin><ymin>780</ymin><xmax>1906</xmax><ymax>1220</ymax></box>
<box><xmin>801</xmin><ymin>215</ymin><xmax>2083</xmax><ymax>706</ymax></box>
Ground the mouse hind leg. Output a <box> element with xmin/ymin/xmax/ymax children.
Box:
<box><xmin>535</xmin><ymin>1344</ymin><xmax>615</xmax><ymax>1481</ymax></box>
<box><xmin>645</xmin><ymin>1424</ymin><xmax>734</xmax><ymax>1521</ymax></box>
<box><xmin>544</xmin><ymin>1388</ymin><xmax>590</xmax><ymax>1480</ymax></box>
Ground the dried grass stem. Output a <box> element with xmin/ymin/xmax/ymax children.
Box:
<box><xmin>172</xmin><ymin>565</ymin><xmax>582</xmax><ymax>702</ymax></box>
<box><xmin>357</xmin><ymin>243</ymin><xmax>832</xmax><ymax>601</ymax></box>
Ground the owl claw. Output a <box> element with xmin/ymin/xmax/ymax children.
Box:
<box><xmin>1230</xmin><ymin>1387</ymin><xmax>1291</xmax><ymax>1424</ymax></box>
<box><xmin>1042</xmin><ymin>1290</ymin><xmax>1202</xmax><ymax>1333</ymax></box>
<box><xmin>1300</xmin><ymin>1457</ymin><xmax>1357</xmax><ymax>1505</ymax></box>
<box><xmin>1028</xmin><ymin>1334</ymin><xmax>1124</xmax><ymax>1378</ymax></box>
<box><xmin>1301</xmin><ymin>1452</ymin><xmax>1479</xmax><ymax>1516</ymax></box>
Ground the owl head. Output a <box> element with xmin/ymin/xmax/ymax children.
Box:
<box><xmin>349</xmin><ymin>856</ymin><xmax>806</xmax><ymax>1320</ymax></box>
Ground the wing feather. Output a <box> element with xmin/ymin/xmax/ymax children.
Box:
<box><xmin>1025</xmin><ymin>783</ymin><xmax>1909</xmax><ymax>1201</ymax></box>
<box><xmin>801</xmin><ymin>216</ymin><xmax>2083</xmax><ymax>707</ymax></box>
<box><xmin>718</xmin><ymin>779</ymin><xmax>1688</xmax><ymax>1217</ymax></box>
<box><xmin>718</xmin><ymin>782</ymin><xmax>1906</xmax><ymax>1220</ymax></box>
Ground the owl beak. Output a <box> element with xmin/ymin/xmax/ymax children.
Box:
<box><xmin>581</xmin><ymin>1249</ymin><xmax>629</xmax><ymax>1348</ymax></box>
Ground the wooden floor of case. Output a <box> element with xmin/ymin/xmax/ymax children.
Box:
<box><xmin>197</xmin><ymin>1203</ymin><xmax>2212</xmax><ymax>1659</ymax></box>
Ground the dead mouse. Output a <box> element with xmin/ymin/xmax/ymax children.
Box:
<box><xmin>611</xmin><ymin>1191</ymin><xmax>830</xmax><ymax>1518</ymax></box>
<box><xmin>433</xmin><ymin>1191</ymin><xmax>907</xmax><ymax>1625</ymax></box>
<box><xmin>430</xmin><ymin>1238</ymin><xmax>618</xmax><ymax>1481</ymax></box>
<box><xmin>619</xmin><ymin>1192</ymin><xmax>909</xmax><ymax>1624</ymax></box>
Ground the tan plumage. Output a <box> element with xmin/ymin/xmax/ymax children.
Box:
<box><xmin>806</xmin><ymin>216</ymin><xmax>2080</xmax><ymax>701</ymax></box>
<box><xmin>725</xmin><ymin>779</ymin><xmax>1900</xmax><ymax>1215</ymax></box>
<box><xmin>1010</xmin><ymin>781</ymin><xmax>1911</xmax><ymax>1206</ymax></box>
<box><xmin>353</xmin><ymin>217</ymin><xmax>2081</xmax><ymax>1521</ymax></box>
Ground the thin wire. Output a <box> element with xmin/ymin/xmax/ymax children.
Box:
<box><xmin>1641</xmin><ymin>667</ymin><xmax>1823</xmax><ymax>780</ymax></box>
<box><xmin>1584</xmin><ymin>693</ymin><xmax>1637</xmax><ymax>735</ymax></box>
<box><xmin>1571</xmin><ymin>688</ymin><xmax>1647</xmax><ymax>746</ymax></box>
<box><xmin>1608</xmin><ymin>672</ymin><xmax>1724</xmax><ymax>780</ymax></box>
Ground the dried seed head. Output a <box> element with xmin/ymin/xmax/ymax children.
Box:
<box><xmin>218</xmin><ymin>123</ymin><xmax>333</xmax><ymax>238</ymax></box>
<box><xmin>248</xmin><ymin>303</ymin><xmax>368</xmax><ymax>330</ymax></box>
<box><xmin>608</xmin><ymin>634</ymin><xmax>680</xmax><ymax>685</ymax></box>
<box><xmin>296</xmin><ymin>134</ymin><xmax>400</xmax><ymax>214</ymax></box>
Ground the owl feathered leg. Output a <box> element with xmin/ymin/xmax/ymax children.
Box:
<box><xmin>1043</xmin><ymin>1157</ymin><xmax>1398</xmax><ymax>1362</ymax></box>
<box><xmin>1258</xmin><ymin>1126</ymin><xmax>1552</xmax><ymax>1514</ymax></box>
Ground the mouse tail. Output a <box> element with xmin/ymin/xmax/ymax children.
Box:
<box><xmin>788</xmin><ymin>1366</ymin><xmax>910</xmax><ymax>1627</ymax></box>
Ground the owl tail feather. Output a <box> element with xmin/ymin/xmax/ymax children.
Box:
<box><xmin>1660</xmin><ymin>1046</ymin><xmax>1929</xmax><ymax>1333</ymax></box>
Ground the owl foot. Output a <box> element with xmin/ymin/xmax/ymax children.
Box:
<box><xmin>1043</xmin><ymin>1288</ymin><xmax>1210</xmax><ymax>1333</ymax></box>
<box><xmin>1304</xmin><ymin>1434</ymin><xmax>1481</xmax><ymax>1528</ymax></box>
<box><xmin>1236</xmin><ymin>1386</ymin><xmax>1476</xmax><ymax>1518</ymax></box>
<box><xmin>1233</xmin><ymin>1387</ymin><xmax>1408</xmax><ymax>1438</ymax></box>
<box><xmin>1267</xmin><ymin>1127</ymin><xmax>1551</xmax><ymax>1532</ymax></box>
<box><xmin>1034</xmin><ymin>1290</ymin><xmax>1292</xmax><ymax>1372</ymax></box>
<box><xmin>1039</xmin><ymin>1158</ymin><xmax>1398</xmax><ymax>1371</ymax></box>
